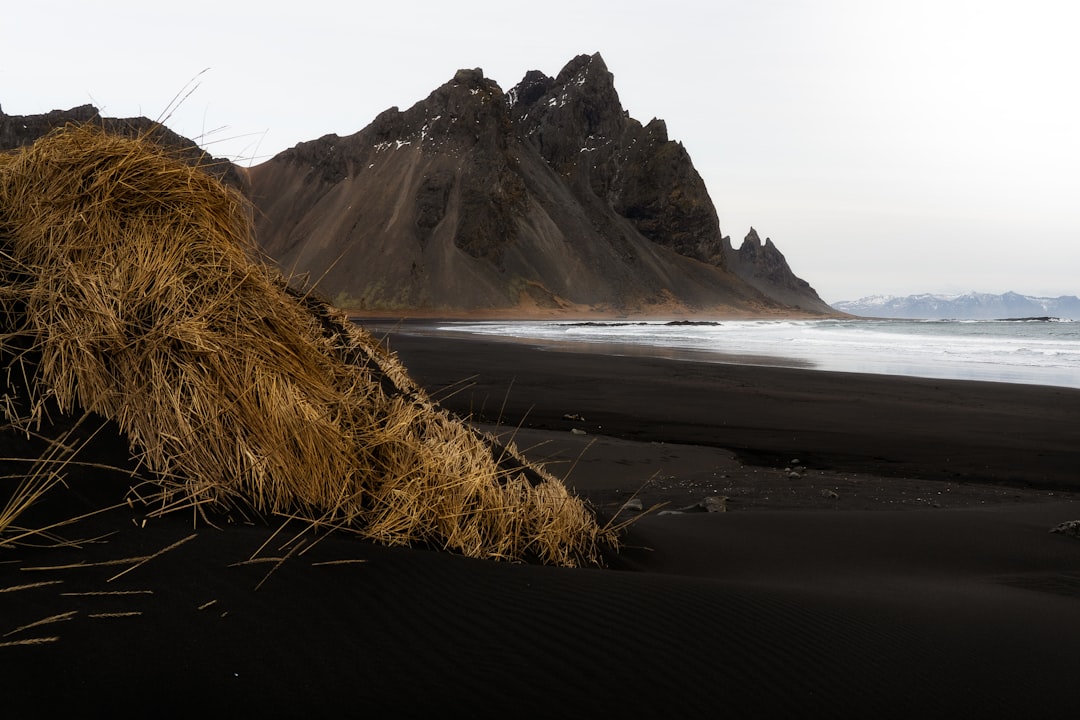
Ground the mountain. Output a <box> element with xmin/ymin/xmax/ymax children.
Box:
<box><xmin>243</xmin><ymin>54</ymin><xmax>833</xmax><ymax>316</ymax></box>
<box><xmin>833</xmin><ymin>292</ymin><xmax>1080</xmax><ymax>320</ymax></box>
<box><xmin>0</xmin><ymin>103</ymin><xmax>244</xmax><ymax>188</ymax></box>
<box><xmin>1</xmin><ymin>57</ymin><xmax>832</xmax><ymax>318</ymax></box>
<box><xmin>721</xmin><ymin>228</ymin><xmax>824</xmax><ymax>311</ymax></box>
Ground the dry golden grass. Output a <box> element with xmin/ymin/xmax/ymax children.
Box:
<box><xmin>0</xmin><ymin>636</ymin><xmax>60</xmax><ymax>648</ymax></box>
<box><xmin>0</xmin><ymin>123</ymin><xmax>619</xmax><ymax>565</ymax></box>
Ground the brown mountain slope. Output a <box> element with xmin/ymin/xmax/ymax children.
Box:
<box><xmin>246</xmin><ymin>55</ymin><xmax>835</xmax><ymax>316</ymax></box>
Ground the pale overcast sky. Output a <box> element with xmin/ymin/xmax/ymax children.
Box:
<box><xmin>3</xmin><ymin>0</ymin><xmax>1077</xmax><ymax>303</ymax></box>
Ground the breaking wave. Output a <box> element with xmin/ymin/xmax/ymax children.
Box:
<box><xmin>436</xmin><ymin>318</ymin><xmax>1080</xmax><ymax>389</ymax></box>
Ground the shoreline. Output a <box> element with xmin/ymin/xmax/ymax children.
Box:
<box><xmin>346</xmin><ymin>307</ymin><xmax>845</xmax><ymax>321</ymax></box>
<box><xmin>360</xmin><ymin>315</ymin><xmax>1080</xmax><ymax>390</ymax></box>
<box><xmin>363</xmin><ymin>319</ymin><xmax>819</xmax><ymax>370</ymax></box>
<box><xmin>377</xmin><ymin>329</ymin><xmax>1080</xmax><ymax>491</ymax></box>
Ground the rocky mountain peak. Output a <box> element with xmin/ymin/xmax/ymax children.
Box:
<box><xmin>503</xmin><ymin>55</ymin><xmax>728</xmax><ymax>271</ymax></box>
<box><xmin>721</xmin><ymin>228</ymin><xmax>828</xmax><ymax>312</ymax></box>
<box><xmin>242</xmin><ymin>55</ymin><xmax>836</xmax><ymax>315</ymax></box>
<box><xmin>506</xmin><ymin>70</ymin><xmax>551</xmax><ymax>109</ymax></box>
<box><xmin>510</xmin><ymin>53</ymin><xmax>626</xmax><ymax>174</ymax></box>
<box><xmin>3</xmin><ymin>54</ymin><xmax>835</xmax><ymax>317</ymax></box>
<box><xmin>279</xmin><ymin>66</ymin><xmax>514</xmax><ymax>187</ymax></box>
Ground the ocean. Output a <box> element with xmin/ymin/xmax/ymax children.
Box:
<box><xmin>431</xmin><ymin>318</ymin><xmax>1080</xmax><ymax>390</ymax></box>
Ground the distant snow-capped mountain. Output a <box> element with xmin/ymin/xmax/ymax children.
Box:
<box><xmin>832</xmin><ymin>292</ymin><xmax>1080</xmax><ymax>320</ymax></box>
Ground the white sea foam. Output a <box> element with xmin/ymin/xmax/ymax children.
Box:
<box><xmin>435</xmin><ymin>318</ymin><xmax>1080</xmax><ymax>389</ymax></box>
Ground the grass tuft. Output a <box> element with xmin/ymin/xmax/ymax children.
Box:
<box><xmin>0</xmin><ymin>123</ymin><xmax>620</xmax><ymax>565</ymax></box>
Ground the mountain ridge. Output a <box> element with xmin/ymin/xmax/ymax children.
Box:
<box><xmin>0</xmin><ymin>103</ymin><xmax>245</xmax><ymax>188</ymax></box>
<box><xmin>244</xmin><ymin>54</ymin><xmax>834</xmax><ymax>316</ymax></box>
<box><xmin>2</xmin><ymin>56</ymin><xmax>834</xmax><ymax>318</ymax></box>
<box><xmin>833</xmin><ymin>291</ymin><xmax>1080</xmax><ymax>320</ymax></box>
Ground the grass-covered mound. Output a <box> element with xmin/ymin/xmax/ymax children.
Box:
<box><xmin>0</xmin><ymin>123</ymin><xmax>618</xmax><ymax>566</ymax></box>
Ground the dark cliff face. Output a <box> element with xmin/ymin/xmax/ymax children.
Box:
<box><xmin>0</xmin><ymin>104</ymin><xmax>245</xmax><ymax>188</ymax></box>
<box><xmin>248</xmin><ymin>53</ymin><xmax>831</xmax><ymax>315</ymax></box>
<box><xmin>508</xmin><ymin>54</ymin><xmax>725</xmax><ymax>267</ymax></box>
<box><xmin>722</xmin><ymin>228</ymin><xmax>832</xmax><ymax>313</ymax></box>
<box><xmin>0</xmin><ymin>104</ymin><xmax>101</xmax><ymax>149</ymax></box>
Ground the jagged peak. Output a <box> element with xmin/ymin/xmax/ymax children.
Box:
<box><xmin>347</xmin><ymin>68</ymin><xmax>507</xmax><ymax>135</ymax></box>
<box><xmin>553</xmin><ymin>52</ymin><xmax>614</xmax><ymax>94</ymax></box>
<box><xmin>556</xmin><ymin>52</ymin><xmax>604</xmax><ymax>76</ymax></box>
<box><xmin>239</xmin><ymin>52</ymin><xmax>832</xmax><ymax>315</ymax></box>
<box><xmin>509</xmin><ymin>53</ymin><xmax>618</xmax><ymax>116</ymax></box>
<box><xmin>642</xmin><ymin>118</ymin><xmax>668</xmax><ymax>141</ymax></box>
<box><xmin>740</xmin><ymin>229</ymin><xmax>782</xmax><ymax>258</ymax></box>
<box><xmin>739</xmin><ymin>228</ymin><xmax>777</xmax><ymax>252</ymax></box>
<box><xmin>452</xmin><ymin>68</ymin><xmax>485</xmax><ymax>85</ymax></box>
<box><xmin>433</xmin><ymin>67</ymin><xmax>504</xmax><ymax>102</ymax></box>
<box><xmin>507</xmin><ymin>70</ymin><xmax>552</xmax><ymax>108</ymax></box>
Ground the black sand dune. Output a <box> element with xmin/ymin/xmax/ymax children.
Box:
<box><xmin>4</xmin><ymin>331</ymin><xmax>1080</xmax><ymax>717</ymax></box>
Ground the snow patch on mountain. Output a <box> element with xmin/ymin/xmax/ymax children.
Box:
<box><xmin>833</xmin><ymin>292</ymin><xmax>1080</xmax><ymax>320</ymax></box>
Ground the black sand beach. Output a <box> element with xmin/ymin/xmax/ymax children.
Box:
<box><xmin>4</xmin><ymin>329</ymin><xmax>1080</xmax><ymax>717</ymax></box>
